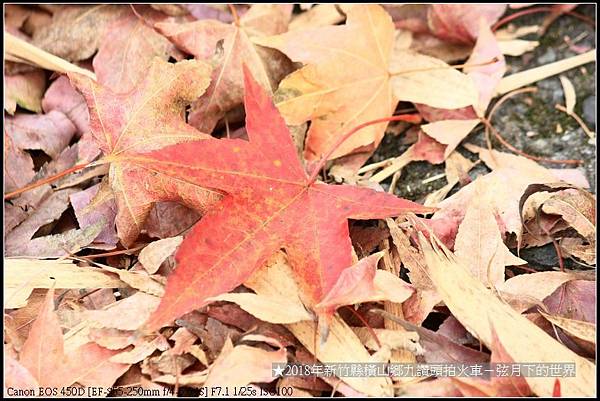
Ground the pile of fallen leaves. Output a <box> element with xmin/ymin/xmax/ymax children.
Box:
<box><xmin>4</xmin><ymin>4</ymin><xmax>596</xmax><ymax>397</ymax></box>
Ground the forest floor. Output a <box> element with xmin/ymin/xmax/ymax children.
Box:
<box><xmin>372</xmin><ymin>5</ymin><xmax>596</xmax><ymax>270</ymax></box>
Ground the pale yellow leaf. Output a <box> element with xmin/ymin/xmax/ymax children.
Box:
<box><xmin>498</xmin><ymin>39</ymin><xmax>539</xmax><ymax>56</ymax></box>
<box><xmin>352</xmin><ymin>327</ymin><xmax>423</xmax><ymax>355</ymax></box>
<box><xmin>206</xmin><ymin>292</ymin><xmax>313</xmax><ymax>324</ymax></box>
<box><xmin>245</xmin><ymin>252</ymin><xmax>393</xmax><ymax>396</ymax></box>
<box><xmin>138</xmin><ymin>236</ymin><xmax>183</xmax><ymax>274</ymax></box>
<box><xmin>421</xmin><ymin>119</ymin><xmax>480</xmax><ymax>159</ymax></box>
<box><xmin>4</xmin><ymin>258</ymin><xmax>124</xmax><ymax>309</ymax></box>
<box><xmin>539</xmin><ymin>311</ymin><xmax>596</xmax><ymax>344</ymax></box>
<box><xmin>496</xmin><ymin>50</ymin><xmax>595</xmax><ymax>95</ymax></box>
<box><xmin>559</xmin><ymin>75</ymin><xmax>576</xmax><ymax>114</ymax></box>
<box><xmin>204</xmin><ymin>335</ymin><xmax>286</xmax><ymax>388</ymax></box>
<box><xmin>454</xmin><ymin>181</ymin><xmax>526</xmax><ymax>287</ymax></box>
<box><xmin>419</xmin><ymin>233</ymin><xmax>596</xmax><ymax>397</ymax></box>
<box><xmin>390</xmin><ymin>50</ymin><xmax>479</xmax><ymax>110</ymax></box>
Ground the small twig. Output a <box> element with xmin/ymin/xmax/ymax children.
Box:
<box><xmin>308</xmin><ymin>114</ymin><xmax>421</xmax><ymax>184</ymax></box>
<box><xmin>5</xmin><ymin>32</ymin><xmax>96</xmax><ymax>80</ymax></box>
<box><xmin>421</xmin><ymin>173</ymin><xmax>446</xmax><ymax>185</ymax></box>
<box><xmin>485</xmin><ymin>87</ymin><xmax>538</xmax><ymax>154</ymax></box>
<box><xmin>555</xmin><ymin>104</ymin><xmax>595</xmax><ymax>139</ymax></box>
<box><xmin>81</xmin><ymin>244</ymin><xmax>147</xmax><ymax>259</ymax></box>
<box><xmin>4</xmin><ymin>162</ymin><xmax>91</xmax><ymax>200</ymax></box>
<box><xmin>357</xmin><ymin>158</ymin><xmax>395</xmax><ymax>174</ymax></box>
<box><xmin>128</xmin><ymin>4</ymin><xmax>153</xmax><ymax>28</ymax></box>
<box><xmin>487</xmin><ymin>87</ymin><xmax>539</xmax><ymax>123</ymax></box>
<box><xmin>491</xmin><ymin>6</ymin><xmax>595</xmax><ymax>33</ymax></box>
<box><xmin>510</xmin><ymin>264</ymin><xmax>539</xmax><ymax>274</ymax></box>
<box><xmin>74</xmin><ymin>288</ymin><xmax>104</xmax><ymax>303</ymax></box>
<box><xmin>481</xmin><ymin>119</ymin><xmax>583</xmax><ymax>165</ymax></box>
<box><xmin>224</xmin><ymin>115</ymin><xmax>231</xmax><ymax>139</ymax></box>
<box><xmin>388</xmin><ymin>171</ymin><xmax>401</xmax><ymax>194</ymax></box>
<box><xmin>330</xmin><ymin>380</ymin><xmax>341</xmax><ymax>397</ymax></box>
<box><xmin>492</xmin><ymin>6</ymin><xmax>556</xmax><ymax>32</ymax></box>
<box><xmin>483</xmin><ymin>87</ymin><xmax>583</xmax><ymax>165</ymax></box>
<box><xmin>550</xmin><ymin>238</ymin><xmax>565</xmax><ymax>272</ymax></box>
<box><xmin>343</xmin><ymin>305</ymin><xmax>382</xmax><ymax>349</ymax></box>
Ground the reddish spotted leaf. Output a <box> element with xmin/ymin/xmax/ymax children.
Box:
<box><xmin>136</xmin><ymin>67</ymin><xmax>432</xmax><ymax>331</ymax></box>
<box><xmin>68</xmin><ymin>58</ymin><xmax>223</xmax><ymax>246</ymax></box>
<box><xmin>156</xmin><ymin>4</ymin><xmax>293</xmax><ymax>133</ymax></box>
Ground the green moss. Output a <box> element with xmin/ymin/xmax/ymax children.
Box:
<box><xmin>519</xmin><ymin>95</ymin><xmax>577</xmax><ymax>134</ymax></box>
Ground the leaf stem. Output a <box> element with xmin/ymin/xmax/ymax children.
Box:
<box><xmin>307</xmin><ymin>114</ymin><xmax>422</xmax><ymax>184</ymax></box>
<box><xmin>228</xmin><ymin>4</ymin><xmax>240</xmax><ymax>26</ymax></box>
<box><xmin>492</xmin><ymin>6</ymin><xmax>595</xmax><ymax>32</ymax></box>
<box><xmin>4</xmin><ymin>162</ymin><xmax>92</xmax><ymax>200</ymax></box>
<box><xmin>483</xmin><ymin>87</ymin><xmax>583</xmax><ymax>165</ymax></box>
<box><xmin>480</xmin><ymin>118</ymin><xmax>582</xmax><ymax>165</ymax></box>
<box><xmin>492</xmin><ymin>7</ymin><xmax>556</xmax><ymax>31</ymax></box>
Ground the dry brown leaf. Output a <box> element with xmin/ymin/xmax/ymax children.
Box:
<box><xmin>88</xmin><ymin>328</ymin><xmax>136</xmax><ymax>350</ymax></box>
<box><xmin>519</xmin><ymin>184</ymin><xmax>596</xmax><ymax>264</ymax></box>
<box><xmin>138</xmin><ymin>236</ymin><xmax>183</xmax><ymax>275</ymax></box>
<box><xmin>5</xmin><ymin>188</ymin><xmax>78</xmax><ymax>255</ymax></box>
<box><xmin>424</xmin><ymin>152</ymin><xmax>475</xmax><ymax>207</ymax></box>
<box><xmin>93</xmin><ymin>7</ymin><xmax>178</xmax><ymax>94</ymax></box>
<box><xmin>69</xmin><ymin>182</ymin><xmax>118</xmax><ymax>247</ymax></box>
<box><xmin>12</xmin><ymin>220</ymin><xmax>105</xmax><ymax>258</ymax></box>
<box><xmin>454</xmin><ymin>180</ymin><xmax>526</xmax><ymax>287</ymax></box>
<box><xmin>290</xmin><ymin>4</ymin><xmax>354</xmax><ymax>30</ymax></box>
<box><xmin>385</xmin><ymin>218</ymin><xmax>441</xmax><ymax>325</ymax></box>
<box><xmin>17</xmin><ymin>288</ymin><xmax>65</xmax><ymax>388</ymax></box>
<box><xmin>4</xmin><ymin>70</ymin><xmax>46</xmax><ymax>114</ymax></box>
<box><xmin>32</xmin><ymin>4</ymin><xmax>126</xmax><ymax>61</ymax></box>
<box><xmin>169</xmin><ymin>327</ymin><xmax>198</xmax><ymax>355</ymax></box>
<box><xmin>156</xmin><ymin>4</ymin><xmax>293</xmax><ymax>133</ymax></box>
<box><xmin>497</xmin><ymin>271</ymin><xmax>586</xmax><ymax>313</ymax></box>
<box><xmin>41</xmin><ymin>75</ymin><xmax>89</xmax><ymax>135</ymax></box>
<box><xmin>419</xmin><ymin>233</ymin><xmax>596</xmax><ymax>397</ymax></box>
<box><xmin>352</xmin><ymin>327</ymin><xmax>423</xmax><ymax>355</ymax></box>
<box><xmin>389</xmin><ymin>50</ymin><xmax>479</xmax><ymax>110</ymax></box>
<box><xmin>207</xmin><ymin>292</ymin><xmax>313</xmax><ymax>324</ymax></box>
<box><xmin>82</xmin><ymin>292</ymin><xmax>160</xmax><ymax>331</ymax></box>
<box><xmin>542</xmin><ymin>191</ymin><xmax>596</xmax><ymax>243</ymax></box>
<box><xmin>100</xmin><ymin>265</ymin><xmax>165</xmax><ymax>297</ymax></box>
<box><xmin>539</xmin><ymin>311</ymin><xmax>596</xmax><ymax>344</ymax></box>
<box><xmin>5</xmin><ymin>110</ymin><xmax>76</xmax><ymax>159</ymax></box>
<box><xmin>244</xmin><ymin>252</ymin><xmax>393</xmax><ymax>396</ymax></box>
<box><xmin>258</xmin><ymin>5</ymin><xmax>476</xmax><ymax>163</ymax></box>
<box><xmin>421</xmin><ymin>119</ymin><xmax>480</xmax><ymax>159</ymax></box>
<box><xmin>3</xmin><ymin>132</ymin><xmax>35</xmax><ymax>193</ymax></box>
<box><xmin>428</xmin><ymin>144</ymin><xmax>580</xmax><ymax>247</ymax></box>
<box><xmin>109</xmin><ymin>335</ymin><xmax>170</xmax><ymax>364</ymax></box>
<box><xmin>204</xmin><ymin>334</ymin><xmax>287</xmax><ymax>388</ymax></box>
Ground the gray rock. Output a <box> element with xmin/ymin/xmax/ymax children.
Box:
<box><xmin>528</xmin><ymin>138</ymin><xmax>551</xmax><ymax>154</ymax></box>
<box><xmin>537</xmin><ymin>48</ymin><xmax>556</xmax><ymax>65</ymax></box>
<box><xmin>583</xmin><ymin>96</ymin><xmax>595</xmax><ymax>127</ymax></box>
<box><xmin>519</xmin><ymin>244</ymin><xmax>557</xmax><ymax>269</ymax></box>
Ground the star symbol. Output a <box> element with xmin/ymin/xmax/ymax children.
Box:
<box><xmin>272</xmin><ymin>364</ymin><xmax>286</xmax><ymax>377</ymax></box>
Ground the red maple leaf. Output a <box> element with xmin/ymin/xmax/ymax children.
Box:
<box><xmin>127</xmin><ymin>67</ymin><xmax>432</xmax><ymax>331</ymax></box>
